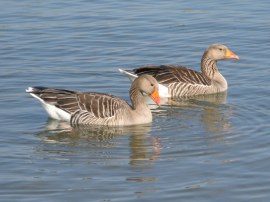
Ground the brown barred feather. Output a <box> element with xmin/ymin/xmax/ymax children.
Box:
<box><xmin>27</xmin><ymin>75</ymin><xmax>160</xmax><ymax>126</ymax></box>
<box><xmin>133</xmin><ymin>65</ymin><xmax>212</xmax><ymax>86</ymax></box>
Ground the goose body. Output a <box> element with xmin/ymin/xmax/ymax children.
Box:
<box><xmin>26</xmin><ymin>75</ymin><xmax>160</xmax><ymax>126</ymax></box>
<box><xmin>119</xmin><ymin>44</ymin><xmax>239</xmax><ymax>98</ymax></box>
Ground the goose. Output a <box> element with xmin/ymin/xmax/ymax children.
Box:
<box><xmin>119</xmin><ymin>44</ymin><xmax>239</xmax><ymax>97</ymax></box>
<box><xmin>26</xmin><ymin>75</ymin><xmax>160</xmax><ymax>126</ymax></box>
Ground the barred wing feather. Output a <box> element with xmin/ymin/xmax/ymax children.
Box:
<box><xmin>133</xmin><ymin>65</ymin><xmax>211</xmax><ymax>86</ymax></box>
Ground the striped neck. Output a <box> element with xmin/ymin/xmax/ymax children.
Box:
<box><xmin>201</xmin><ymin>55</ymin><xmax>218</xmax><ymax>79</ymax></box>
<box><xmin>201</xmin><ymin>55</ymin><xmax>227</xmax><ymax>91</ymax></box>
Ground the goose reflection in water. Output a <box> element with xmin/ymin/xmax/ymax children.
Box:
<box><xmin>171</xmin><ymin>92</ymin><xmax>233</xmax><ymax>135</ymax></box>
<box><xmin>35</xmin><ymin>119</ymin><xmax>162</xmax><ymax>165</ymax></box>
<box><xmin>151</xmin><ymin>91</ymin><xmax>233</xmax><ymax>137</ymax></box>
<box><xmin>145</xmin><ymin>90</ymin><xmax>227</xmax><ymax>107</ymax></box>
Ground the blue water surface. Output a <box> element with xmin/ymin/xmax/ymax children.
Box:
<box><xmin>0</xmin><ymin>0</ymin><xmax>270</xmax><ymax>201</ymax></box>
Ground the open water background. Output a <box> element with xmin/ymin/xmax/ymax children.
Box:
<box><xmin>0</xmin><ymin>0</ymin><xmax>270</xmax><ymax>201</ymax></box>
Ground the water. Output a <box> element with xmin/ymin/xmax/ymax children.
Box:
<box><xmin>1</xmin><ymin>0</ymin><xmax>270</xmax><ymax>201</ymax></box>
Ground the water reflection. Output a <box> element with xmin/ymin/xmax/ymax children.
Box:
<box><xmin>167</xmin><ymin>92</ymin><xmax>232</xmax><ymax>134</ymax></box>
<box><xmin>200</xmin><ymin>104</ymin><xmax>233</xmax><ymax>134</ymax></box>
<box><xmin>146</xmin><ymin>91</ymin><xmax>227</xmax><ymax>108</ymax></box>
<box><xmin>129</xmin><ymin>128</ymin><xmax>161</xmax><ymax>166</ymax></box>
<box><xmin>35</xmin><ymin>119</ymin><xmax>161</xmax><ymax>165</ymax></box>
<box><xmin>152</xmin><ymin>92</ymin><xmax>233</xmax><ymax>136</ymax></box>
<box><xmin>167</xmin><ymin>91</ymin><xmax>227</xmax><ymax>106</ymax></box>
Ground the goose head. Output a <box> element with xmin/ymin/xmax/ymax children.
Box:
<box><xmin>133</xmin><ymin>75</ymin><xmax>161</xmax><ymax>106</ymax></box>
<box><xmin>205</xmin><ymin>44</ymin><xmax>239</xmax><ymax>61</ymax></box>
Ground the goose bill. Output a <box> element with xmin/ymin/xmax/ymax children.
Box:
<box><xmin>225</xmin><ymin>49</ymin><xmax>239</xmax><ymax>59</ymax></box>
<box><xmin>149</xmin><ymin>89</ymin><xmax>161</xmax><ymax>106</ymax></box>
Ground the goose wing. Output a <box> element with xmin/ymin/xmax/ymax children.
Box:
<box><xmin>70</xmin><ymin>93</ymin><xmax>126</xmax><ymax>125</ymax></box>
<box><xmin>133</xmin><ymin>65</ymin><xmax>211</xmax><ymax>86</ymax></box>
<box><xmin>27</xmin><ymin>87</ymin><xmax>127</xmax><ymax>123</ymax></box>
<box><xmin>27</xmin><ymin>87</ymin><xmax>81</xmax><ymax>113</ymax></box>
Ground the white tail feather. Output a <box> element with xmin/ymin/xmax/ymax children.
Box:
<box><xmin>118</xmin><ymin>69</ymin><xmax>138</xmax><ymax>82</ymax></box>
<box><xmin>26</xmin><ymin>87</ymin><xmax>71</xmax><ymax>121</ymax></box>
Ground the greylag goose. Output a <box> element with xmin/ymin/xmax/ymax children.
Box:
<box><xmin>26</xmin><ymin>75</ymin><xmax>160</xmax><ymax>126</ymax></box>
<box><xmin>119</xmin><ymin>44</ymin><xmax>239</xmax><ymax>97</ymax></box>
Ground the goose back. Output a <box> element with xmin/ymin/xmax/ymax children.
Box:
<box><xmin>133</xmin><ymin>65</ymin><xmax>212</xmax><ymax>86</ymax></box>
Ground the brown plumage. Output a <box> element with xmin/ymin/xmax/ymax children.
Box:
<box><xmin>26</xmin><ymin>75</ymin><xmax>160</xmax><ymax>126</ymax></box>
<box><xmin>120</xmin><ymin>44</ymin><xmax>239</xmax><ymax>97</ymax></box>
<box><xmin>134</xmin><ymin>65</ymin><xmax>212</xmax><ymax>86</ymax></box>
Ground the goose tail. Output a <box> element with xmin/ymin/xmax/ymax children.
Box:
<box><xmin>118</xmin><ymin>69</ymin><xmax>138</xmax><ymax>82</ymax></box>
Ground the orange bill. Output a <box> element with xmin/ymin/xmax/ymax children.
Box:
<box><xmin>225</xmin><ymin>49</ymin><xmax>239</xmax><ymax>60</ymax></box>
<box><xmin>150</xmin><ymin>89</ymin><xmax>161</xmax><ymax>106</ymax></box>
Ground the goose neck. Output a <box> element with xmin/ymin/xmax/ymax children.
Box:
<box><xmin>201</xmin><ymin>55</ymin><xmax>227</xmax><ymax>91</ymax></box>
<box><xmin>201</xmin><ymin>55</ymin><xmax>218</xmax><ymax>79</ymax></box>
<box><xmin>129</xmin><ymin>87</ymin><xmax>147</xmax><ymax>111</ymax></box>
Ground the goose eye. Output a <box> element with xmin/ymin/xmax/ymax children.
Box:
<box><xmin>150</xmin><ymin>83</ymin><xmax>154</xmax><ymax>87</ymax></box>
<box><xmin>219</xmin><ymin>48</ymin><xmax>223</xmax><ymax>51</ymax></box>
